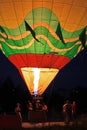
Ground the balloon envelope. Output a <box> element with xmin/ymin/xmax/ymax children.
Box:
<box><xmin>0</xmin><ymin>0</ymin><xmax>87</xmax><ymax>95</ymax></box>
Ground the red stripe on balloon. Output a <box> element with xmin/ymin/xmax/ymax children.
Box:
<box><xmin>8</xmin><ymin>54</ymin><xmax>70</xmax><ymax>70</ymax></box>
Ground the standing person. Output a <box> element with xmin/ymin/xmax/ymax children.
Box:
<box><xmin>35</xmin><ymin>99</ymin><xmax>42</xmax><ymax>111</ymax></box>
<box><xmin>62</xmin><ymin>100</ymin><xmax>72</xmax><ymax>124</ymax></box>
<box><xmin>42</xmin><ymin>103</ymin><xmax>48</xmax><ymax>111</ymax></box>
<box><xmin>15</xmin><ymin>102</ymin><xmax>22</xmax><ymax>121</ymax></box>
<box><xmin>42</xmin><ymin>102</ymin><xmax>48</xmax><ymax>121</ymax></box>
<box><xmin>27</xmin><ymin>100</ymin><xmax>33</xmax><ymax>121</ymax></box>
<box><xmin>72</xmin><ymin>101</ymin><xmax>76</xmax><ymax>121</ymax></box>
<box><xmin>27</xmin><ymin>100</ymin><xmax>33</xmax><ymax>111</ymax></box>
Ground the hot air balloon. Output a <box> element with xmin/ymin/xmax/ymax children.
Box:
<box><xmin>0</xmin><ymin>0</ymin><xmax>87</xmax><ymax>96</ymax></box>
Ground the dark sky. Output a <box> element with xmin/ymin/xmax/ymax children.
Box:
<box><xmin>54</xmin><ymin>48</ymin><xmax>87</xmax><ymax>90</ymax></box>
<box><xmin>0</xmin><ymin>48</ymin><xmax>87</xmax><ymax>92</ymax></box>
<box><xmin>0</xmin><ymin>50</ymin><xmax>26</xmax><ymax>90</ymax></box>
<box><xmin>43</xmin><ymin>48</ymin><xmax>87</xmax><ymax>102</ymax></box>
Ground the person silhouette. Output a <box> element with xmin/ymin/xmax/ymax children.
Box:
<box><xmin>63</xmin><ymin>100</ymin><xmax>72</xmax><ymax>124</ymax></box>
<box><xmin>72</xmin><ymin>101</ymin><xmax>76</xmax><ymax>121</ymax></box>
<box><xmin>15</xmin><ymin>103</ymin><xmax>22</xmax><ymax>121</ymax></box>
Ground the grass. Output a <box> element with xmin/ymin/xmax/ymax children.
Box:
<box><xmin>0</xmin><ymin>113</ymin><xmax>87</xmax><ymax>130</ymax></box>
<box><xmin>0</xmin><ymin>125</ymin><xmax>87</xmax><ymax>130</ymax></box>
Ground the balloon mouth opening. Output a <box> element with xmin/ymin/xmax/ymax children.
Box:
<box><xmin>21</xmin><ymin>67</ymin><xmax>59</xmax><ymax>95</ymax></box>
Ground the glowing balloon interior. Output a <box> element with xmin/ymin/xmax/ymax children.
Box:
<box><xmin>0</xmin><ymin>0</ymin><xmax>87</xmax><ymax>95</ymax></box>
<box><xmin>21</xmin><ymin>68</ymin><xmax>59</xmax><ymax>95</ymax></box>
